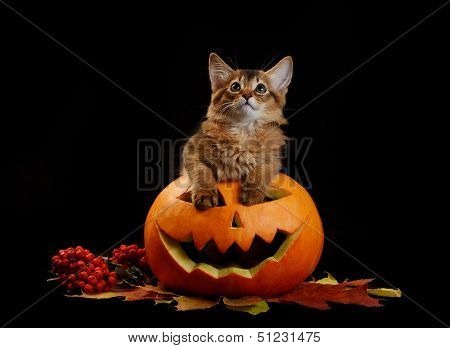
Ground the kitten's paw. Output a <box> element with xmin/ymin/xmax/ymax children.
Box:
<box><xmin>193</xmin><ymin>189</ymin><xmax>218</xmax><ymax>210</ymax></box>
<box><xmin>239</xmin><ymin>187</ymin><xmax>265</xmax><ymax>206</ymax></box>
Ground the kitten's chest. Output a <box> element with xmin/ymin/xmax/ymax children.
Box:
<box><xmin>209</xmin><ymin>137</ymin><xmax>259</xmax><ymax>181</ymax></box>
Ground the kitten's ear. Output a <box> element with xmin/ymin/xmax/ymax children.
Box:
<box><xmin>265</xmin><ymin>56</ymin><xmax>293</xmax><ymax>93</ymax></box>
<box><xmin>209</xmin><ymin>53</ymin><xmax>234</xmax><ymax>91</ymax></box>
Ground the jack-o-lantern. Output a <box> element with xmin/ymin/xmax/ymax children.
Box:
<box><xmin>144</xmin><ymin>174</ymin><xmax>323</xmax><ymax>297</ymax></box>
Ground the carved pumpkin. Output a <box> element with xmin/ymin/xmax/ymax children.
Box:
<box><xmin>144</xmin><ymin>174</ymin><xmax>323</xmax><ymax>297</ymax></box>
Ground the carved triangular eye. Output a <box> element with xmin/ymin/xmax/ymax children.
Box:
<box><xmin>231</xmin><ymin>211</ymin><xmax>243</xmax><ymax>228</ymax></box>
<box><xmin>217</xmin><ymin>190</ymin><xmax>226</xmax><ymax>206</ymax></box>
<box><xmin>177</xmin><ymin>191</ymin><xmax>193</xmax><ymax>203</ymax></box>
<box><xmin>264</xmin><ymin>186</ymin><xmax>292</xmax><ymax>202</ymax></box>
<box><xmin>177</xmin><ymin>190</ymin><xmax>227</xmax><ymax>206</ymax></box>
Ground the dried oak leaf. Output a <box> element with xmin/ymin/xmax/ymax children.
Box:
<box><xmin>368</xmin><ymin>288</ymin><xmax>402</xmax><ymax>298</ymax></box>
<box><xmin>269</xmin><ymin>282</ymin><xmax>381</xmax><ymax>310</ymax></box>
<box><xmin>175</xmin><ymin>296</ymin><xmax>220</xmax><ymax>311</ymax></box>
<box><xmin>268</xmin><ymin>274</ymin><xmax>386</xmax><ymax>310</ymax></box>
<box><xmin>64</xmin><ymin>272</ymin><xmax>399</xmax><ymax>314</ymax></box>
<box><xmin>226</xmin><ymin>301</ymin><xmax>270</xmax><ymax>316</ymax></box>
<box><xmin>311</xmin><ymin>272</ymin><xmax>338</xmax><ymax>285</ymax></box>
<box><xmin>313</xmin><ymin>273</ymin><xmax>401</xmax><ymax>299</ymax></box>
<box><xmin>67</xmin><ymin>284</ymin><xmax>174</xmax><ymax>302</ymax></box>
<box><xmin>223</xmin><ymin>297</ymin><xmax>269</xmax><ymax>315</ymax></box>
<box><xmin>68</xmin><ymin>283</ymin><xmax>219</xmax><ymax>311</ymax></box>
<box><xmin>222</xmin><ymin>297</ymin><xmax>264</xmax><ymax>307</ymax></box>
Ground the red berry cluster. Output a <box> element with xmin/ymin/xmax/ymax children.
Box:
<box><xmin>51</xmin><ymin>246</ymin><xmax>117</xmax><ymax>293</ymax></box>
<box><xmin>110</xmin><ymin>244</ymin><xmax>147</xmax><ymax>269</ymax></box>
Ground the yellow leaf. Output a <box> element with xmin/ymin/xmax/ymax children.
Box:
<box><xmin>368</xmin><ymin>288</ymin><xmax>402</xmax><ymax>298</ymax></box>
<box><xmin>223</xmin><ymin>297</ymin><xmax>263</xmax><ymax>307</ymax></box>
<box><xmin>175</xmin><ymin>296</ymin><xmax>219</xmax><ymax>311</ymax></box>
<box><xmin>314</xmin><ymin>272</ymin><xmax>338</xmax><ymax>285</ymax></box>
<box><xmin>226</xmin><ymin>301</ymin><xmax>270</xmax><ymax>315</ymax></box>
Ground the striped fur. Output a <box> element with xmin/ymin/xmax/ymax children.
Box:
<box><xmin>182</xmin><ymin>53</ymin><xmax>293</xmax><ymax>210</ymax></box>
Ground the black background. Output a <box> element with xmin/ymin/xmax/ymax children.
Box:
<box><xmin>1</xmin><ymin>1</ymin><xmax>448</xmax><ymax>327</ymax></box>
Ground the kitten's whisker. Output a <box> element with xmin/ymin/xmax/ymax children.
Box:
<box><xmin>217</xmin><ymin>102</ymin><xmax>233</xmax><ymax>118</ymax></box>
<box><xmin>262</xmin><ymin>54</ymin><xmax>280</xmax><ymax>71</ymax></box>
<box><xmin>225</xmin><ymin>55</ymin><xmax>237</xmax><ymax>70</ymax></box>
<box><xmin>225</xmin><ymin>103</ymin><xmax>237</xmax><ymax>117</ymax></box>
<box><xmin>218</xmin><ymin>103</ymin><xmax>233</xmax><ymax>114</ymax></box>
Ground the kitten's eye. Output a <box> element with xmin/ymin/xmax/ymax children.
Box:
<box><xmin>255</xmin><ymin>84</ymin><xmax>267</xmax><ymax>94</ymax></box>
<box><xmin>230</xmin><ymin>82</ymin><xmax>241</xmax><ymax>92</ymax></box>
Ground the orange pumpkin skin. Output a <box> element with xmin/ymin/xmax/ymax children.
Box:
<box><xmin>144</xmin><ymin>174</ymin><xmax>323</xmax><ymax>297</ymax></box>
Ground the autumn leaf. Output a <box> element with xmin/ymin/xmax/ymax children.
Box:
<box><xmin>68</xmin><ymin>286</ymin><xmax>174</xmax><ymax>302</ymax></box>
<box><xmin>312</xmin><ymin>272</ymin><xmax>374</xmax><ymax>287</ymax></box>
<box><xmin>223</xmin><ymin>297</ymin><xmax>270</xmax><ymax>316</ymax></box>
<box><xmin>270</xmin><ymin>274</ymin><xmax>394</xmax><ymax>310</ymax></box>
<box><xmin>222</xmin><ymin>297</ymin><xmax>264</xmax><ymax>307</ymax></box>
<box><xmin>226</xmin><ymin>301</ymin><xmax>270</xmax><ymax>315</ymax></box>
<box><xmin>64</xmin><ymin>273</ymin><xmax>400</xmax><ymax>314</ymax></box>
<box><xmin>175</xmin><ymin>296</ymin><xmax>220</xmax><ymax>311</ymax></box>
<box><xmin>270</xmin><ymin>282</ymin><xmax>381</xmax><ymax>310</ymax></box>
<box><xmin>69</xmin><ymin>284</ymin><xmax>218</xmax><ymax>311</ymax></box>
<box><xmin>312</xmin><ymin>272</ymin><xmax>338</xmax><ymax>285</ymax></box>
<box><xmin>140</xmin><ymin>283</ymin><xmax>177</xmax><ymax>296</ymax></box>
<box><xmin>368</xmin><ymin>288</ymin><xmax>402</xmax><ymax>298</ymax></box>
<box><xmin>342</xmin><ymin>279</ymin><xmax>374</xmax><ymax>287</ymax></box>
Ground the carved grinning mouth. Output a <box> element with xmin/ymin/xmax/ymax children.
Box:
<box><xmin>181</xmin><ymin>230</ymin><xmax>287</xmax><ymax>269</ymax></box>
<box><xmin>157</xmin><ymin>223</ymin><xmax>305</xmax><ymax>279</ymax></box>
<box><xmin>154</xmin><ymin>184</ymin><xmax>306</xmax><ymax>279</ymax></box>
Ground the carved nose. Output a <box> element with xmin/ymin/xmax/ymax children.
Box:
<box><xmin>242</xmin><ymin>92</ymin><xmax>252</xmax><ymax>101</ymax></box>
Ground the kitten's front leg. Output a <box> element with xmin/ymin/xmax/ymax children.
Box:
<box><xmin>239</xmin><ymin>165</ymin><xmax>268</xmax><ymax>206</ymax></box>
<box><xmin>185</xmin><ymin>162</ymin><xmax>218</xmax><ymax>210</ymax></box>
<box><xmin>239</xmin><ymin>185</ymin><xmax>265</xmax><ymax>206</ymax></box>
<box><xmin>193</xmin><ymin>188</ymin><xmax>218</xmax><ymax>210</ymax></box>
<box><xmin>183</xmin><ymin>139</ymin><xmax>219</xmax><ymax>210</ymax></box>
<box><xmin>240</xmin><ymin>156</ymin><xmax>282</xmax><ymax>206</ymax></box>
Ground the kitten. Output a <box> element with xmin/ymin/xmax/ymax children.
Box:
<box><xmin>182</xmin><ymin>53</ymin><xmax>293</xmax><ymax>210</ymax></box>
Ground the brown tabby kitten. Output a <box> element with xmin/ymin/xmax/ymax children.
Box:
<box><xmin>182</xmin><ymin>53</ymin><xmax>293</xmax><ymax>210</ymax></box>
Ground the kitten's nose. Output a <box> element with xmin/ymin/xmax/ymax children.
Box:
<box><xmin>242</xmin><ymin>92</ymin><xmax>252</xmax><ymax>101</ymax></box>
